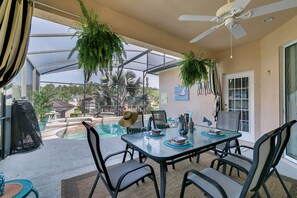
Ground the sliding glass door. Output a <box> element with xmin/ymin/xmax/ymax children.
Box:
<box><xmin>284</xmin><ymin>41</ymin><xmax>297</xmax><ymax>162</ymax></box>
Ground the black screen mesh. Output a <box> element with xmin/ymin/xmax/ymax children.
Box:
<box><xmin>11</xmin><ymin>100</ymin><xmax>43</xmax><ymax>153</ymax></box>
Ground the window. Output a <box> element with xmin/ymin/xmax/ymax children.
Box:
<box><xmin>284</xmin><ymin>41</ymin><xmax>297</xmax><ymax>162</ymax></box>
<box><xmin>26</xmin><ymin>61</ymin><xmax>33</xmax><ymax>101</ymax></box>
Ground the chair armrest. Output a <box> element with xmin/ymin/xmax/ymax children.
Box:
<box><xmin>104</xmin><ymin>150</ymin><xmax>133</xmax><ymax>163</ymax></box>
<box><xmin>235</xmin><ymin>145</ymin><xmax>254</xmax><ymax>154</ymax></box>
<box><xmin>210</xmin><ymin>153</ymin><xmax>253</xmax><ymax>174</ymax></box>
<box><xmin>115</xmin><ymin>163</ymin><xmax>153</xmax><ymax>190</ymax></box>
<box><xmin>185</xmin><ymin>169</ymin><xmax>228</xmax><ymax>198</ymax></box>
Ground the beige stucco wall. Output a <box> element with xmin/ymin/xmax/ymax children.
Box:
<box><xmin>159</xmin><ymin>68</ymin><xmax>215</xmax><ymax>126</ymax></box>
<box><xmin>260</xmin><ymin>14</ymin><xmax>297</xmax><ymax>133</ymax></box>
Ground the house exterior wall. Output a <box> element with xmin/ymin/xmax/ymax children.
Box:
<box><xmin>65</xmin><ymin>107</ymin><xmax>75</xmax><ymax>118</ymax></box>
<box><xmin>159</xmin><ymin>68</ymin><xmax>215</xmax><ymax>127</ymax></box>
<box><xmin>260</xmin><ymin>14</ymin><xmax>297</xmax><ymax>133</ymax></box>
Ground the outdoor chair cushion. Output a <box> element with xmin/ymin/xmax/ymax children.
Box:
<box><xmin>188</xmin><ymin>168</ymin><xmax>242</xmax><ymax>198</ymax></box>
<box><xmin>218</xmin><ymin>154</ymin><xmax>252</xmax><ymax>173</ymax></box>
<box><xmin>107</xmin><ymin>160</ymin><xmax>151</xmax><ymax>190</ymax></box>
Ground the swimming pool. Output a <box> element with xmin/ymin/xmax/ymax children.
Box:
<box><xmin>63</xmin><ymin>122</ymin><xmax>126</xmax><ymax>140</ymax></box>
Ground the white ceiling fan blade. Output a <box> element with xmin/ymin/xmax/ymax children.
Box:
<box><xmin>233</xmin><ymin>0</ymin><xmax>251</xmax><ymax>10</ymax></box>
<box><xmin>229</xmin><ymin>23</ymin><xmax>247</xmax><ymax>39</ymax></box>
<box><xmin>249</xmin><ymin>0</ymin><xmax>297</xmax><ymax>18</ymax></box>
<box><xmin>190</xmin><ymin>23</ymin><xmax>224</xmax><ymax>43</ymax></box>
<box><xmin>178</xmin><ymin>15</ymin><xmax>216</xmax><ymax>22</ymax></box>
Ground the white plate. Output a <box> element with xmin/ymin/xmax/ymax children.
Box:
<box><xmin>168</xmin><ymin>139</ymin><xmax>188</xmax><ymax>145</ymax></box>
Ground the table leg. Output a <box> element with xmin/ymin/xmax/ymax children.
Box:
<box><xmin>160</xmin><ymin>162</ymin><xmax>167</xmax><ymax>198</ymax></box>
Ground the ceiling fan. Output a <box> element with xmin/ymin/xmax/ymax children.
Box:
<box><xmin>179</xmin><ymin>0</ymin><xmax>297</xmax><ymax>43</ymax></box>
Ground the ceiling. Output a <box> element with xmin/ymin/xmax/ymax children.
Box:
<box><xmin>92</xmin><ymin>0</ymin><xmax>297</xmax><ymax>52</ymax></box>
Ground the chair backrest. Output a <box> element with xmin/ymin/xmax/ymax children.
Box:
<box><xmin>271</xmin><ymin>120</ymin><xmax>297</xmax><ymax>167</ymax></box>
<box><xmin>240</xmin><ymin>127</ymin><xmax>282</xmax><ymax>197</ymax></box>
<box><xmin>151</xmin><ymin>110</ymin><xmax>168</xmax><ymax>129</ymax></box>
<box><xmin>216</xmin><ymin>111</ymin><xmax>240</xmax><ymax>132</ymax></box>
<box><xmin>82</xmin><ymin>121</ymin><xmax>113</xmax><ymax>188</ymax></box>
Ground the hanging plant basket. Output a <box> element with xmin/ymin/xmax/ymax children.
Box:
<box><xmin>69</xmin><ymin>0</ymin><xmax>126</xmax><ymax>82</ymax></box>
<box><xmin>178</xmin><ymin>51</ymin><xmax>216</xmax><ymax>88</ymax></box>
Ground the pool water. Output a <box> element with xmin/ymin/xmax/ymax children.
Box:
<box><xmin>63</xmin><ymin>122</ymin><xmax>126</xmax><ymax>140</ymax></box>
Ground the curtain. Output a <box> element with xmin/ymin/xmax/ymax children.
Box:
<box><xmin>209</xmin><ymin>63</ymin><xmax>222</xmax><ymax>121</ymax></box>
<box><xmin>0</xmin><ymin>0</ymin><xmax>34</xmax><ymax>88</ymax></box>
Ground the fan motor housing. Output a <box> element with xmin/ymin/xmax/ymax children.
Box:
<box><xmin>216</xmin><ymin>2</ymin><xmax>243</xmax><ymax>21</ymax></box>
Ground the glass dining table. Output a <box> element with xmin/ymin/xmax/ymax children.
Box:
<box><xmin>121</xmin><ymin>125</ymin><xmax>242</xmax><ymax>198</ymax></box>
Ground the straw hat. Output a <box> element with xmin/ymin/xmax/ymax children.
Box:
<box><xmin>118</xmin><ymin>111</ymin><xmax>138</xmax><ymax>127</ymax></box>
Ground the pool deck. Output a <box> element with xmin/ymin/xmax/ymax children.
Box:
<box><xmin>0</xmin><ymin>136</ymin><xmax>127</xmax><ymax>198</ymax></box>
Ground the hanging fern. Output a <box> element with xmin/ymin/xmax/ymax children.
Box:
<box><xmin>178</xmin><ymin>51</ymin><xmax>216</xmax><ymax>87</ymax></box>
<box><xmin>69</xmin><ymin>0</ymin><xmax>126</xmax><ymax>82</ymax></box>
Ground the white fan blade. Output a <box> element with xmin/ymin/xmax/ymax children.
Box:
<box><xmin>190</xmin><ymin>23</ymin><xmax>224</xmax><ymax>43</ymax></box>
<box><xmin>178</xmin><ymin>15</ymin><xmax>216</xmax><ymax>22</ymax></box>
<box><xmin>249</xmin><ymin>0</ymin><xmax>297</xmax><ymax>18</ymax></box>
<box><xmin>233</xmin><ymin>0</ymin><xmax>251</xmax><ymax>10</ymax></box>
<box><xmin>229</xmin><ymin>23</ymin><xmax>247</xmax><ymax>39</ymax></box>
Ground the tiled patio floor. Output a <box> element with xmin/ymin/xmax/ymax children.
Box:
<box><xmin>0</xmin><ymin>136</ymin><xmax>126</xmax><ymax>197</ymax></box>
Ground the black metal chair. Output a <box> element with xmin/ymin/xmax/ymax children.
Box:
<box><xmin>210</xmin><ymin>120</ymin><xmax>297</xmax><ymax>197</ymax></box>
<box><xmin>180</xmin><ymin>125</ymin><xmax>283</xmax><ymax>198</ymax></box>
<box><xmin>195</xmin><ymin>111</ymin><xmax>240</xmax><ymax>163</ymax></box>
<box><xmin>214</xmin><ymin>111</ymin><xmax>241</xmax><ymax>155</ymax></box>
<box><xmin>122</xmin><ymin>112</ymin><xmax>147</xmax><ymax>163</ymax></box>
<box><xmin>151</xmin><ymin>110</ymin><xmax>170</xmax><ymax>129</ymax></box>
<box><xmin>82</xmin><ymin>121</ymin><xmax>160</xmax><ymax>198</ymax></box>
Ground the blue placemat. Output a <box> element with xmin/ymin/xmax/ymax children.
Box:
<box><xmin>144</xmin><ymin>132</ymin><xmax>165</xmax><ymax>138</ymax></box>
<box><xmin>201</xmin><ymin>131</ymin><xmax>225</xmax><ymax>138</ymax></box>
<box><xmin>164</xmin><ymin>140</ymin><xmax>192</xmax><ymax>149</ymax></box>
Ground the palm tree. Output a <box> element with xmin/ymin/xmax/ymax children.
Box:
<box><xmin>95</xmin><ymin>70</ymin><xmax>148</xmax><ymax>115</ymax></box>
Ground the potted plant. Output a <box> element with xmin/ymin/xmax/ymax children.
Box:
<box><xmin>69</xmin><ymin>0</ymin><xmax>126</xmax><ymax>82</ymax></box>
<box><xmin>33</xmin><ymin>89</ymin><xmax>53</xmax><ymax>131</ymax></box>
<box><xmin>178</xmin><ymin>51</ymin><xmax>216</xmax><ymax>87</ymax></box>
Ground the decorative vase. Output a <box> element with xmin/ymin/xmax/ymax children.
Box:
<box><xmin>177</xmin><ymin>115</ymin><xmax>184</xmax><ymax>133</ymax></box>
<box><xmin>182</xmin><ymin>121</ymin><xmax>188</xmax><ymax>136</ymax></box>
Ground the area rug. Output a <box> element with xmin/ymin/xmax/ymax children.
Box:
<box><xmin>61</xmin><ymin>152</ymin><xmax>297</xmax><ymax>198</ymax></box>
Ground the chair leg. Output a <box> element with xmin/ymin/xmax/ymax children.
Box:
<box><xmin>180</xmin><ymin>175</ymin><xmax>188</xmax><ymax>198</ymax></box>
<box><xmin>31</xmin><ymin>186</ymin><xmax>39</xmax><ymax>198</ymax></box>
<box><xmin>274</xmin><ymin>168</ymin><xmax>292</xmax><ymax>198</ymax></box>
<box><xmin>189</xmin><ymin>156</ymin><xmax>192</xmax><ymax>162</ymax></box>
<box><xmin>229</xmin><ymin>166</ymin><xmax>233</xmax><ymax>176</ymax></box>
<box><xmin>89</xmin><ymin>173</ymin><xmax>100</xmax><ymax>198</ymax></box>
<box><xmin>263</xmin><ymin>183</ymin><xmax>271</xmax><ymax>198</ymax></box>
<box><xmin>172</xmin><ymin>161</ymin><xmax>175</xmax><ymax>169</ymax></box>
<box><xmin>196</xmin><ymin>154</ymin><xmax>200</xmax><ymax>163</ymax></box>
<box><xmin>122</xmin><ymin>144</ymin><xmax>129</xmax><ymax>163</ymax></box>
<box><xmin>150</xmin><ymin>174</ymin><xmax>160</xmax><ymax>198</ymax></box>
